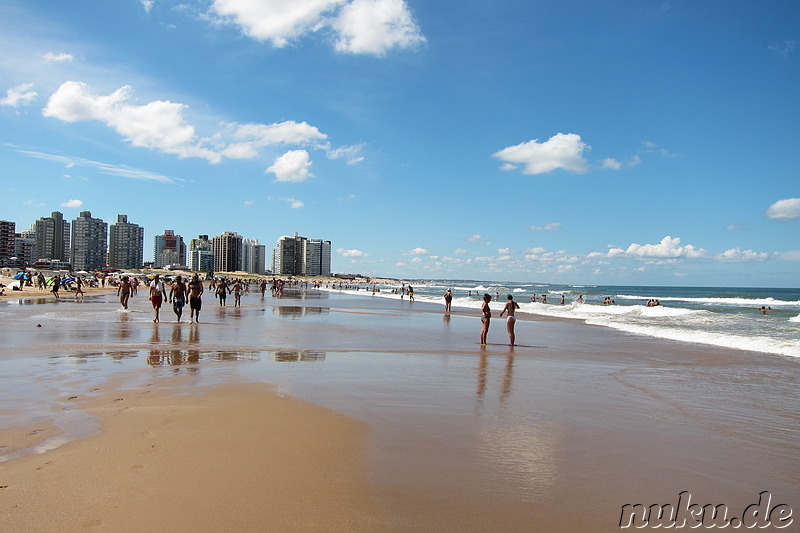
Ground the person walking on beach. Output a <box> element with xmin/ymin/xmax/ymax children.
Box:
<box><xmin>187</xmin><ymin>273</ymin><xmax>204</xmax><ymax>323</ymax></box>
<box><xmin>443</xmin><ymin>288</ymin><xmax>453</xmax><ymax>314</ymax></box>
<box><xmin>216</xmin><ymin>278</ymin><xmax>230</xmax><ymax>306</ymax></box>
<box><xmin>232</xmin><ymin>279</ymin><xmax>243</xmax><ymax>307</ymax></box>
<box><xmin>480</xmin><ymin>293</ymin><xmax>492</xmax><ymax>345</ymax></box>
<box><xmin>170</xmin><ymin>275</ymin><xmax>187</xmax><ymax>323</ymax></box>
<box><xmin>51</xmin><ymin>275</ymin><xmax>60</xmax><ymax>298</ymax></box>
<box><xmin>149</xmin><ymin>274</ymin><xmax>167</xmax><ymax>323</ymax></box>
<box><xmin>75</xmin><ymin>276</ymin><xmax>84</xmax><ymax>300</ymax></box>
<box><xmin>117</xmin><ymin>276</ymin><xmax>132</xmax><ymax>309</ymax></box>
<box><xmin>499</xmin><ymin>294</ymin><xmax>521</xmax><ymax>346</ymax></box>
<box><xmin>408</xmin><ymin>285</ymin><xmax>414</xmax><ymax>301</ymax></box>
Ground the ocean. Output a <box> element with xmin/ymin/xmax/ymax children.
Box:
<box><xmin>334</xmin><ymin>281</ymin><xmax>800</xmax><ymax>358</ymax></box>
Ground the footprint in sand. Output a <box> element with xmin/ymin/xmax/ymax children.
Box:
<box><xmin>36</xmin><ymin>460</ymin><xmax>54</xmax><ymax>471</ymax></box>
<box><xmin>29</xmin><ymin>429</ymin><xmax>44</xmax><ymax>436</ymax></box>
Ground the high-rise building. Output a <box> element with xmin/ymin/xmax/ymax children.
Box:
<box><xmin>303</xmin><ymin>238</ymin><xmax>331</xmax><ymax>276</ymax></box>
<box><xmin>241</xmin><ymin>238</ymin><xmax>266</xmax><ymax>275</ymax></box>
<box><xmin>15</xmin><ymin>227</ymin><xmax>35</xmax><ymax>267</ymax></box>
<box><xmin>272</xmin><ymin>233</ymin><xmax>331</xmax><ymax>276</ymax></box>
<box><xmin>153</xmin><ymin>230</ymin><xmax>186</xmax><ymax>268</ymax></box>
<box><xmin>0</xmin><ymin>220</ymin><xmax>14</xmax><ymax>266</ymax></box>
<box><xmin>188</xmin><ymin>235</ymin><xmax>214</xmax><ymax>272</ymax></box>
<box><xmin>212</xmin><ymin>232</ymin><xmax>242</xmax><ymax>273</ymax></box>
<box><xmin>34</xmin><ymin>211</ymin><xmax>70</xmax><ymax>262</ymax></box>
<box><xmin>70</xmin><ymin>211</ymin><xmax>108</xmax><ymax>271</ymax></box>
<box><xmin>108</xmin><ymin>215</ymin><xmax>144</xmax><ymax>270</ymax></box>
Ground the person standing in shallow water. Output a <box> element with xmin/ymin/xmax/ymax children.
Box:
<box><xmin>149</xmin><ymin>274</ymin><xmax>167</xmax><ymax>323</ymax></box>
<box><xmin>480</xmin><ymin>293</ymin><xmax>492</xmax><ymax>345</ymax></box>
<box><xmin>170</xmin><ymin>275</ymin><xmax>187</xmax><ymax>323</ymax></box>
<box><xmin>443</xmin><ymin>288</ymin><xmax>453</xmax><ymax>314</ymax></box>
<box><xmin>187</xmin><ymin>273</ymin><xmax>204</xmax><ymax>323</ymax></box>
<box><xmin>499</xmin><ymin>294</ymin><xmax>520</xmax><ymax>346</ymax></box>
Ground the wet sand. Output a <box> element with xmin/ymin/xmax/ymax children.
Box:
<box><xmin>0</xmin><ymin>288</ymin><xmax>797</xmax><ymax>531</ymax></box>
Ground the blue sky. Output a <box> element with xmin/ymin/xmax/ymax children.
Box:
<box><xmin>0</xmin><ymin>0</ymin><xmax>797</xmax><ymax>286</ymax></box>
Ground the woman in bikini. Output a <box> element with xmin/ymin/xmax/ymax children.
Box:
<box><xmin>480</xmin><ymin>293</ymin><xmax>492</xmax><ymax>345</ymax></box>
<box><xmin>499</xmin><ymin>294</ymin><xmax>520</xmax><ymax>346</ymax></box>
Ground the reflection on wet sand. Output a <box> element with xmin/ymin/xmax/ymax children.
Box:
<box><xmin>273</xmin><ymin>350</ymin><xmax>326</xmax><ymax>362</ymax></box>
<box><xmin>146</xmin><ymin>349</ymin><xmax>259</xmax><ymax>367</ymax></box>
<box><xmin>477</xmin><ymin>350</ymin><xmax>516</xmax><ymax>404</ymax></box>
<box><xmin>274</xmin><ymin>306</ymin><xmax>328</xmax><ymax>319</ymax></box>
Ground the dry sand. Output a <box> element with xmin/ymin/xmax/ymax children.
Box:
<box><xmin>0</xmin><ymin>380</ymin><xmax>385</xmax><ymax>532</ymax></box>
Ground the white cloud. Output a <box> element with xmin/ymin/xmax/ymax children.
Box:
<box><xmin>498</xmin><ymin>248</ymin><xmax>512</xmax><ymax>255</ymax></box>
<box><xmin>467</xmin><ymin>234</ymin><xmax>481</xmax><ymax>242</ymax></box>
<box><xmin>453</xmin><ymin>248</ymin><xmax>467</xmax><ymax>255</ymax></box>
<box><xmin>326</xmin><ymin>143</ymin><xmax>366</xmax><ymax>164</ymax></box>
<box><xmin>42</xmin><ymin>81</ymin><xmax>220</xmax><ymax>162</ymax></box>
<box><xmin>776</xmin><ymin>250</ymin><xmax>800</xmax><ymax>261</ymax></box>
<box><xmin>492</xmin><ymin>133</ymin><xmax>589</xmax><ymax>175</ymax></box>
<box><xmin>61</xmin><ymin>199</ymin><xmax>83</xmax><ymax>208</ymax></box>
<box><xmin>408</xmin><ymin>247</ymin><xmax>428</xmax><ymax>255</ymax></box>
<box><xmin>592</xmin><ymin>236</ymin><xmax>706</xmax><ymax>260</ymax></box>
<box><xmin>267</xmin><ymin>149</ymin><xmax>314</xmax><ymax>182</ymax></box>
<box><xmin>626</xmin><ymin>236</ymin><xmax>706</xmax><ymax>259</ymax></box>
<box><xmin>285</xmin><ymin>197</ymin><xmax>305</xmax><ymax>208</ymax></box>
<box><xmin>601</xmin><ymin>158</ymin><xmax>621</xmax><ymax>170</ymax></box>
<box><xmin>529</xmin><ymin>222</ymin><xmax>561</xmax><ymax>231</ymax></box>
<box><xmin>332</xmin><ymin>0</ymin><xmax>426</xmax><ymax>56</ymax></box>
<box><xmin>0</xmin><ymin>83</ymin><xmax>37</xmax><ymax>107</ymax></box>
<box><xmin>210</xmin><ymin>0</ymin><xmax>424</xmax><ymax>56</ymax></box>
<box><xmin>211</xmin><ymin>0</ymin><xmax>343</xmax><ymax>47</ymax></box>
<box><xmin>717</xmin><ymin>248</ymin><xmax>769</xmax><ymax>262</ymax></box>
<box><xmin>141</xmin><ymin>0</ymin><xmax>154</xmax><ymax>14</ymax></box>
<box><xmin>11</xmin><ymin>147</ymin><xmax>183</xmax><ymax>184</ymax></box>
<box><xmin>642</xmin><ymin>140</ymin><xmax>679</xmax><ymax>158</ymax></box>
<box><xmin>42</xmin><ymin>52</ymin><xmax>74</xmax><ymax>62</ymax></box>
<box><xmin>338</xmin><ymin>248</ymin><xmax>368</xmax><ymax>257</ymax></box>
<box><xmin>766</xmin><ymin>198</ymin><xmax>800</xmax><ymax>220</ymax></box>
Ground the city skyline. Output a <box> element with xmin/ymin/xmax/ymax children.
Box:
<box><xmin>1</xmin><ymin>1</ymin><xmax>798</xmax><ymax>286</ymax></box>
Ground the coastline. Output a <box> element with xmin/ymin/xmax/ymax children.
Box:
<box><xmin>0</xmin><ymin>285</ymin><xmax>797</xmax><ymax>531</ymax></box>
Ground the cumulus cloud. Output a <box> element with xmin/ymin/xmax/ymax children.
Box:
<box><xmin>331</xmin><ymin>0</ymin><xmax>426</xmax><ymax>55</ymax></box>
<box><xmin>529</xmin><ymin>222</ymin><xmax>561</xmax><ymax>231</ymax></box>
<box><xmin>43</xmin><ymin>81</ymin><xmax>220</xmax><ymax>162</ymax></box>
<box><xmin>210</xmin><ymin>0</ymin><xmax>424</xmax><ymax>55</ymax></box>
<box><xmin>42</xmin><ymin>52</ymin><xmax>74</xmax><ymax>62</ymax></box>
<box><xmin>408</xmin><ymin>247</ymin><xmax>428</xmax><ymax>255</ymax></box>
<box><xmin>717</xmin><ymin>248</ymin><xmax>769</xmax><ymax>262</ymax></box>
<box><xmin>61</xmin><ymin>199</ymin><xmax>83</xmax><ymax>208</ymax></box>
<box><xmin>338</xmin><ymin>248</ymin><xmax>367</xmax><ymax>257</ymax></box>
<box><xmin>466</xmin><ymin>234</ymin><xmax>481</xmax><ymax>242</ymax></box>
<box><xmin>141</xmin><ymin>0</ymin><xmax>154</xmax><ymax>14</ymax></box>
<box><xmin>1</xmin><ymin>83</ymin><xmax>37</xmax><ymax>107</ymax></box>
<box><xmin>625</xmin><ymin>236</ymin><xmax>706</xmax><ymax>259</ymax></box>
<box><xmin>591</xmin><ymin>236</ymin><xmax>706</xmax><ymax>260</ymax></box>
<box><xmin>267</xmin><ymin>150</ymin><xmax>314</xmax><ymax>182</ymax></box>
<box><xmin>766</xmin><ymin>198</ymin><xmax>800</xmax><ymax>220</ymax></box>
<box><xmin>492</xmin><ymin>133</ymin><xmax>589</xmax><ymax>175</ymax></box>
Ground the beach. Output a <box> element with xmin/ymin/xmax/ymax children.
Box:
<box><xmin>0</xmin><ymin>284</ymin><xmax>797</xmax><ymax>531</ymax></box>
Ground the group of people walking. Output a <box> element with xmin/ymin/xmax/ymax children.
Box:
<box><xmin>117</xmin><ymin>273</ymin><xmax>205</xmax><ymax>323</ymax></box>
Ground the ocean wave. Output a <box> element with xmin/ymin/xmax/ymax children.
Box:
<box><xmin>613</xmin><ymin>294</ymin><xmax>800</xmax><ymax>307</ymax></box>
<box><xmin>584</xmin><ymin>318</ymin><xmax>800</xmax><ymax>358</ymax></box>
<box><xmin>790</xmin><ymin>314</ymin><xmax>800</xmax><ymax>323</ymax></box>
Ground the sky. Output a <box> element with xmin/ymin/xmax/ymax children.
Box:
<box><xmin>0</xmin><ymin>0</ymin><xmax>798</xmax><ymax>287</ymax></box>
